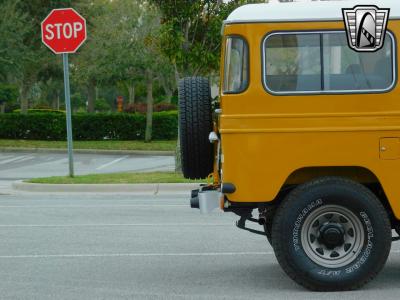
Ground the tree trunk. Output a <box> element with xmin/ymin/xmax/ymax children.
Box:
<box><xmin>173</xmin><ymin>64</ymin><xmax>182</xmax><ymax>172</ymax></box>
<box><xmin>174</xmin><ymin>63</ymin><xmax>181</xmax><ymax>85</ymax></box>
<box><xmin>0</xmin><ymin>104</ymin><xmax>5</xmax><ymax>114</ymax></box>
<box><xmin>165</xmin><ymin>89</ymin><xmax>173</xmax><ymax>104</ymax></box>
<box><xmin>87</xmin><ymin>80</ymin><xmax>96</xmax><ymax>113</ymax></box>
<box><xmin>51</xmin><ymin>91</ymin><xmax>59</xmax><ymax>110</ymax></box>
<box><xmin>145</xmin><ymin>69</ymin><xmax>154</xmax><ymax>143</ymax></box>
<box><xmin>160</xmin><ymin>77</ymin><xmax>173</xmax><ymax>104</ymax></box>
<box><xmin>20</xmin><ymin>82</ymin><xmax>30</xmax><ymax>114</ymax></box>
<box><xmin>128</xmin><ymin>83</ymin><xmax>135</xmax><ymax>105</ymax></box>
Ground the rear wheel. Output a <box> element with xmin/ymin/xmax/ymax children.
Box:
<box><xmin>272</xmin><ymin>177</ymin><xmax>392</xmax><ymax>291</ymax></box>
<box><xmin>178</xmin><ymin>77</ymin><xmax>214</xmax><ymax>179</ymax></box>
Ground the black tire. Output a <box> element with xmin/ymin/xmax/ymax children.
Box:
<box><xmin>264</xmin><ymin>222</ymin><xmax>273</xmax><ymax>246</ymax></box>
<box><xmin>179</xmin><ymin>77</ymin><xmax>214</xmax><ymax>179</ymax></box>
<box><xmin>272</xmin><ymin>177</ymin><xmax>392</xmax><ymax>291</ymax></box>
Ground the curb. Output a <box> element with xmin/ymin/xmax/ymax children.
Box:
<box><xmin>0</xmin><ymin>147</ymin><xmax>174</xmax><ymax>156</ymax></box>
<box><xmin>12</xmin><ymin>181</ymin><xmax>200</xmax><ymax>194</ymax></box>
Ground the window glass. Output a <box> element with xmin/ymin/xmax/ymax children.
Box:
<box><xmin>265</xmin><ymin>34</ymin><xmax>322</xmax><ymax>92</ymax></box>
<box><xmin>323</xmin><ymin>33</ymin><xmax>393</xmax><ymax>91</ymax></box>
<box><xmin>264</xmin><ymin>32</ymin><xmax>394</xmax><ymax>93</ymax></box>
<box><xmin>224</xmin><ymin>37</ymin><xmax>249</xmax><ymax>93</ymax></box>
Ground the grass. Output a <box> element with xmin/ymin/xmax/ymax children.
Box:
<box><xmin>28</xmin><ymin>172</ymin><xmax>203</xmax><ymax>184</ymax></box>
<box><xmin>0</xmin><ymin>139</ymin><xmax>176</xmax><ymax>151</ymax></box>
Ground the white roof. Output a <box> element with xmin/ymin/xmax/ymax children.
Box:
<box><xmin>226</xmin><ymin>0</ymin><xmax>400</xmax><ymax>24</ymax></box>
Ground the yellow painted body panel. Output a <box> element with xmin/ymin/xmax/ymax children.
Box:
<box><xmin>219</xmin><ymin>21</ymin><xmax>400</xmax><ymax>219</ymax></box>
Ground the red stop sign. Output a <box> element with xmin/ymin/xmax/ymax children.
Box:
<box><xmin>41</xmin><ymin>8</ymin><xmax>87</xmax><ymax>54</ymax></box>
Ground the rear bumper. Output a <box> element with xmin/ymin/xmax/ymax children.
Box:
<box><xmin>190</xmin><ymin>187</ymin><xmax>222</xmax><ymax>214</ymax></box>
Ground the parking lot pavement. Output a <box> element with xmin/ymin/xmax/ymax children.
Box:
<box><xmin>0</xmin><ymin>151</ymin><xmax>174</xmax><ymax>181</ymax></box>
<box><xmin>0</xmin><ymin>193</ymin><xmax>398</xmax><ymax>299</ymax></box>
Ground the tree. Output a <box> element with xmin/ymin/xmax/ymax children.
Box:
<box><xmin>74</xmin><ymin>0</ymin><xmax>170</xmax><ymax>141</ymax></box>
<box><xmin>150</xmin><ymin>0</ymin><xmax>258</xmax><ymax>78</ymax></box>
<box><xmin>71</xmin><ymin>0</ymin><xmax>109</xmax><ymax>113</ymax></box>
<box><xmin>13</xmin><ymin>0</ymin><xmax>82</xmax><ymax>113</ymax></box>
<box><xmin>151</xmin><ymin>0</ymin><xmax>261</xmax><ymax>170</ymax></box>
<box><xmin>0</xmin><ymin>0</ymin><xmax>29</xmax><ymax>82</ymax></box>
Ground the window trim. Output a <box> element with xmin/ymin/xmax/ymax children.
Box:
<box><xmin>223</xmin><ymin>35</ymin><xmax>250</xmax><ymax>95</ymax></box>
<box><xmin>262</xmin><ymin>30</ymin><xmax>397</xmax><ymax>96</ymax></box>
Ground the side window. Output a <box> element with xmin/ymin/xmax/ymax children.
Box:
<box><xmin>323</xmin><ymin>33</ymin><xmax>393</xmax><ymax>91</ymax></box>
<box><xmin>265</xmin><ymin>34</ymin><xmax>322</xmax><ymax>92</ymax></box>
<box><xmin>264</xmin><ymin>32</ymin><xmax>395</xmax><ymax>94</ymax></box>
<box><xmin>224</xmin><ymin>37</ymin><xmax>249</xmax><ymax>93</ymax></box>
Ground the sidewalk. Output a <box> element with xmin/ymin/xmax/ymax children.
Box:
<box><xmin>12</xmin><ymin>181</ymin><xmax>200</xmax><ymax>195</ymax></box>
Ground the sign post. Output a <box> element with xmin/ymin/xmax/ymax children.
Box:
<box><xmin>41</xmin><ymin>8</ymin><xmax>87</xmax><ymax>177</ymax></box>
<box><xmin>63</xmin><ymin>53</ymin><xmax>74</xmax><ymax>177</ymax></box>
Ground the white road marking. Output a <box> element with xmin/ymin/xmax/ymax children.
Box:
<box><xmin>0</xmin><ymin>204</ymin><xmax>187</xmax><ymax>208</ymax></box>
<box><xmin>0</xmin><ymin>250</ymin><xmax>398</xmax><ymax>260</ymax></box>
<box><xmin>0</xmin><ymin>252</ymin><xmax>274</xmax><ymax>259</ymax></box>
<box><xmin>0</xmin><ymin>223</ymin><xmax>232</xmax><ymax>228</ymax></box>
<box><xmin>96</xmin><ymin>155</ymin><xmax>129</xmax><ymax>170</ymax></box>
<box><xmin>1</xmin><ymin>250</ymin><xmax>399</xmax><ymax>259</ymax></box>
<box><xmin>0</xmin><ymin>156</ymin><xmax>29</xmax><ymax>165</ymax></box>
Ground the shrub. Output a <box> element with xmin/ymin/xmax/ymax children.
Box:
<box><xmin>95</xmin><ymin>98</ymin><xmax>111</xmax><ymax>112</ymax></box>
<box><xmin>13</xmin><ymin>109</ymin><xmax>66</xmax><ymax>114</ymax></box>
<box><xmin>124</xmin><ymin>102</ymin><xmax>177</xmax><ymax>114</ymax></box>
<box><xmin>0</xmin><ymin>111</ymin><xmax>178</xmax><ymax>141</ymax></box>
<box><xmin>0</xmin><ymin>84</ymin><xmax>18</xmax><ymax>105</ymax></box>
<box><xmin>154</xmin><ymin>103</ymin><xmax>177</xmax><ymax>112</ymax></box>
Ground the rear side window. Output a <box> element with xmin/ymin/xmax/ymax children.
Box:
<box><xmin>264</xmin><ymin>34</ymin><xmax>322</xmax><ymax>92</ymax></box>
<box><xmin>323</xmin><ymin>33</ymin><xmax>393</xmax><ymax>91</ymax></box>
<box><xmin>264</xmin><ymin>31</ymin><xmax>395</xmax><ymax>94</ymax></box>
<box><xmin>224</xmin><ymin>37</ymin><xmax>249</xmax><ymax>93</ymax></box>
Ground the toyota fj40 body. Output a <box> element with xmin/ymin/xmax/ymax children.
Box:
<box><xmin>178</xmin><ymin>0</ymin><xmax>400</xmax><ymax>291</ymax></box>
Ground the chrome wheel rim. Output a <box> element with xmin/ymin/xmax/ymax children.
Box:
<box><xmin>301</xmin><ymin>205</ymin><xmax>365</xmax><ymax>268</ymax></box>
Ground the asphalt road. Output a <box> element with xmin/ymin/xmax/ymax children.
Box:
<box><xmin>0</xmin><ymin>151</ymin><xmax>174</xmax><ymax>181</ymax></box>
<box><xmin>0</xmin><ymin>193</ymin><xmax>399</xmax><ymax>299</ymax></box>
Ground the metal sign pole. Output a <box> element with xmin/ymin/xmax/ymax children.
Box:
<box><xmin>62</xmin><ymin>53</ymin><xmax>74</xmax><ymax>177</ymax></box>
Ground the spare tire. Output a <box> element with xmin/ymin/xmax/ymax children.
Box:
<box><xmin>179</xmin><ymin>77</ymin><xmax>214</xmax><ymax>179</ymax></box>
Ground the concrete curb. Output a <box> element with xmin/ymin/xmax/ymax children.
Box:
<box><xmin>0</xmin><ymin>147</ymin><xmax>174</xmax><ymax>156</ymax></box>
<box><xmin>12</xmin><ymin>181</ymin><xmax>200</xmax><ymax>194</ymax></box>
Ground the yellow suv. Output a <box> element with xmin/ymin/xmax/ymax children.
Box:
<box><xmin>178</xmin><ymin>0</ymin><xmax>399</xmax><ymax>291</ymax></box>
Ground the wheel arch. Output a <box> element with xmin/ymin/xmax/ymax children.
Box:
<box><xmin>277</xmin><ymin>166</ymin><xmax>396</xmax><ymax>222</ymax></box>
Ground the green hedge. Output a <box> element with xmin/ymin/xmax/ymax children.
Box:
<box><xmin>0</xmin><ymin>112</ymin><xmax>178</xmax><ymax>140</ymax></box>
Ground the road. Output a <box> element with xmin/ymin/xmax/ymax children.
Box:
<box><xmin>0</xmin><ymin>193</ymin><xmax>398</xmax><ymax>299</ymax></box>
<box><xmin>0</xmin><ymin>151</ymin><xmax>174</xmax><ymax>192</ymax></box>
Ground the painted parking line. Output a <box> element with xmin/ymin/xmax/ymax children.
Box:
<box><xmin>0</xmin><ymin>156</ymin><xmax>32</xmax><ymax>165</ymax></box>
<box><xmin>96</xmin><ymin>155</ymin><xmax>129</xmax><ymax>170</ymax></box>
<box><xmin>42</xmin><ymin>158</ymin><xmax>68</xmax><ymax>164</ymax></box>
<box><xmin>12</xmin><ymin>156</ymin><xmax>35</xmax><ymax>163</ymax></box>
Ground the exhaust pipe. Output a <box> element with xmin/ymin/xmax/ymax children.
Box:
<box><xmin>190</xmin><ymin>189</ymin><xmax>200</xmax><ymax>209</ymax></box>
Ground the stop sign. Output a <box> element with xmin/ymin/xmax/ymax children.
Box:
<box><xmin>41</xmin><ymin>8</ymin><xmax>87</xmax><ymax>54</ymax></box>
